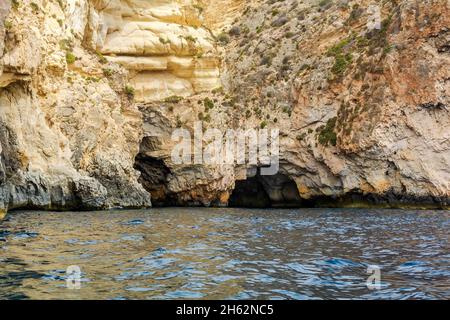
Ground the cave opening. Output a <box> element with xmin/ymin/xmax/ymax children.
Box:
<box><xmin>229</xmin><ymin>170</ymin><xmax>303</xmax><ymax>208</ymax></box>
<box><xmin>134</xmin><ymin>152</ymin><xmax>172</xmax><ymax>207</ymax></box>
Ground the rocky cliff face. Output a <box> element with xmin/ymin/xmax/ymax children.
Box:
<box><xmin>90</xmin><ymin>0</ymin><xmax>223</xmax><ymax>102</ymax></box>
<box><xmin>0</xmin><ymin>0</ymin><xmax>151</xmax><ymax>212</ymax></box>
<box><xmin>216</xmin><ymin>0</ymin><xmax>450</xmax><ymax>208</ymax></box>
<box><xmin>0</xmin><ymin>0</ymin><xmax>449</xmax><ymax>213</ymax></box>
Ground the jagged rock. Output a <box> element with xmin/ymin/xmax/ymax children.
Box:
<box><xmin>88</xmin><ymin>0</ymin><xmax>223</xmax><ymax>102</ymax></box>
<box><xmin>0</xmin><ymin>0</ymin><xmax>448</xmax><ymax>213</ymax></box>
<box><xmin>0</xmin><ymin>0</ymin><xmax>151</xmax><ymax>212</ymax></box>
<box><xmin>134</xmin><ymin>0</ymin><xmax>450</xmax><ymax>209</ymax></box>
<box><xmin>72</xmin><ymin>177</ymin><xmax>107</xmax><ymax>209</ymax></box>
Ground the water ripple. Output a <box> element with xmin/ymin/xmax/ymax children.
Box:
<box><xmin>0</xmin><ymin>208</ymin><xmax>447</xmax><ymax>300</ymax></box>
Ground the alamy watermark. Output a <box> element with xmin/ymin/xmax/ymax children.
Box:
<box><xmin>66</xmin><ymin>265</ymin><xmax>81</xmax><ymax>290</ymax></box>
<box><xmin>171</xmin><ymin>121</ymin><xmax>280</xmax><ymax>176</ymax></box>
<box><xmin>366</xmin><ymin>265</ymin><xmax>382</xmax><ymax>290</ymax></box>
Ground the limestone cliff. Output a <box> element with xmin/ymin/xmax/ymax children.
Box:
<box><xmin>0</xmin><ymin>0</ymin><xmax>449</xmax><ymax>213</ymax></box>
<box><xmin>89</xmin><ymin>0</ymin><xmax>223</xmax><ymax>101</ymax></box>
<box><xmin>0</xmin><ymin>0</ymin><xmax>151</xmax><ymax>212</ymax></box>
<box><xmin>221</xmin><ymin>0</ymin><xmax>449</xmax><ymax>208</ymax></box>
<box><xmin>135</xmin><ymin>0</ymin><xmax>450</xmax><ymax>209</ymax></box>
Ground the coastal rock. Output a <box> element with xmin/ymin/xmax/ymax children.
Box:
<box><xmin>88</xmin><ymin>0</ymin><xmax>223</xmax><ymax>102</ymax></box>
<box><xmin>0</xmin><ymin>0</ymin><xmax>151</xmax><ymax>212</ymax></box>
<box><xmin>134</xmin><ymin>0</ymin><xmax>450</xmax><ymax>209</ymax></box>
<box><xmin>0</xmin><ymin>0</ymin><xmax>448</xmax><ymax>212</ymax></box>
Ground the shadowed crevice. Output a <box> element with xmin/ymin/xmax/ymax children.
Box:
<box><xmin>229</xmin><ymin>171</ymin><xmax>303</xmax><ymax>208</ymax></box>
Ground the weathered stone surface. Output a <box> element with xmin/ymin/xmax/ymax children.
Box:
<box><xmin>134</xmin><ymin>0</ymin><xmax>450</xmax><ymax>209</ymax></box>
<box><xmin>0</xmin><ymin>0</ymin><xmax>151</xmax><ymax>212</ymax></box>
<box><xmin>0</xmin><ymin>0</ymin><xmax>11</xmax><ymax>83</ymax></box>
<box><xmin>87</xmin><ymin>0</ymin><xmax>223</xmax><ymax>102</ymax></box>
<box><xmin>0</xmin><ymin>0</ymin><xmax>448</xmax><ymax>212</ymax></box>
<box><xmin>220</xmin><ymin>0</ymin><xmax>450</xmax><ymax>208</ymax></box>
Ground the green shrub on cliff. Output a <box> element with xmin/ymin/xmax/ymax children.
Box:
<box><xmin>217</xmin><ymin>33</ymin><xmax>230</xmax><ymax>44</ymax></box>
<box><xmin>12</xmin><ymin>0</ymin><xmax>19</xmax><ymax>9</ymax></box>
<box><xmin>164</xmin><ymin>95</ymin><xmax>183</xmax><ymax>103</ymax></box>
<box><xmin>318</xmin><ymin>117</ymin><xmax>337</xmax><ymax>146</ymax></box>
<box><xmin>65</xmin><ymin>52</ymin><xmax>76</xmax><ymax>64</ymax></box>
<box><xmin>331</xmin><ymin>53</ymin><xmax>352</xmax><ymax>75</ymax></box>
<box><xmin>96</xmin><ymin>51</ymin><xmax>108</xmax><ymax>64</ymax></box>
<box><xmin>30</xmin><ymin>2</ymin><xmax>39</xmax><ymax>13</ymax></box>
<box><xmin>124</xmin><ymin>85</ymin><xmax>135</xmax><ymax>99</ymax></box>
<box><xmin>4</xmin><ymin>21</ymin><xmax>12</xmax><ymax>30</ymax></box>
<box><xmin>102</xmin><ymin>68</ymin><xmax>113</xmax><ymax>77</ymax></box>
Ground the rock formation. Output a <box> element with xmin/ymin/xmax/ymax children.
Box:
<box><xmin>135</xmin><ymin>0</ymin><xmax>450</xmax><ymax>209</ymax></box>
<box><xmin>0</xmin><ymin>0</ymin><xmax>151</xmax><ymax>212</ymax></box>
<box><xmin>90</xmin><ymin>0</ymin><xmax>223</xmax><ymax>101</ymax></box>
<box><xmin>0</xmin><ymin>0</ymin><xmax>449</xmax><ymax>213</ymax></box>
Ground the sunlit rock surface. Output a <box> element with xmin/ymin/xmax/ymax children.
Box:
<box><xmin>0</xmin><ymin>0</ymin><xmax>448</xmax><ymax>212</ymax></box>
<box><xmin>88</xmin><ymin>0</ymin><xmax>222</xmax><ymax>102</ymax></box>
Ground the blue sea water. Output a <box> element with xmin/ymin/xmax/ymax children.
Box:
<box><xmin>0</xmin><ymin>208</ymin><xmax>448</xmax><ymax>300</ymax></box>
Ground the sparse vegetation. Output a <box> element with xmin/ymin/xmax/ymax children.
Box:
<box><xmin>203</xmin><ymin>97</ymin><xmax>214</xmax><ymax>110</ymax></box>
<box><xmin>193</xmin><ymin>4</ymin><xmax>204</xmax><ymax>14</ymax></box>
<box><xmin>296</xmin><ymin>133</ymin><xmax>306</xmax><ymax>141</ymax></box>
<box><xmin>30</xmin><ymin>2</ymin><xmax>39</xmax><ymax>13</ymax></box>
<box><xmin>229</xmin><ymin>26</ymin><xmax>241</xmax><ymax>36</ymax></box>
<box><xmin>285</xmin><ymin>31</ymin><xmax>295</xmax><ymax>38</ymax></box>
<box><xmin>96</xmin><ymin>51</ymin><xmax>108</xmax><ymax>64</ymax></box>
<box><xmin>102</xmin><ymin>68</ymin><xmax>113</xmax><ymax>77</ymax></box>
<box><xmin>65</xmin><ymin>52</ymin><xmax>76</xmax><ymax>64</ymax></box>
<box><xmin>184</xmin><ymin>35</ymin><xmax>196</xmax><ymax>43</ymax></box>
<box><xmin>159</xmin><ymin>37</ymin><xmax>171</xmax><ymax>45</ymax></box>
<box><xmin>203</xmin><ymin>113</ymin><xmax>211</xmax><ymax>123</ymax></box>
<box><xmin>327</xmin><ymin>38</ymin><xmax>353</xmax><ymax>76</ymax></box>
<box><xmin>317</xmin><ymin>117</ymin><xmax>337</xmax><ymax>146</ymax></box>
<box><xmin>260</xmin><ymin>55</ymin><xmax>272</xmax><ymax>66</ymax></box>
<box><xmin>331</xmin><ymin>53</ymin><xmax>352</xmax><ymax>75</ymax></box>
<box><xmin>347</xmin><ymin>4</ymin><xmax>364</xmax><ymax>24</ymax></box>
<box><xmin>59</xmin><ymin>39</ymin><xmax>73</xmax><ymax>51</ymax></box>
<box><xmin>4</xmin><ymin>21</ymin><xmax>12</xmax><ymax>30</ymax></box>
<box><xmin>85</xmin><ymin>76</ymin><xmax>100</xmax><ymax>83</ymax></box>
<box><xmin>211</xmin><ymin>87</ymin><xmax>224</xmax><ymax>95</ymax></box>
<box><xmin>12</xmin><ymin>0</ymin><xmax>19</xmax><ymax>9</ymax></box>
<box><xmin>217</xmin><ymin>33</ymin><xmax>230</xmax><ymax>44</ymax></box>
<box><xmin>164</xmin><ymin>95</ymin><xmax>183</xmax><ymax>104</ymax></box>
<box><xmin>319</xmin><ymin>0</ymin><xmax>332</xmax><ymax>8</ymax></box>
<box><xmin>124</xmin><ymin>85</ymin><xmax>135</xmax><ymax>100</ymax></box>
<box><xmin>176</xmin><ymin>115</ymin><xmax>183</xmax><ymax>128</ymax></box>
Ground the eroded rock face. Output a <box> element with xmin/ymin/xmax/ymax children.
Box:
<box><xmin>135</xmin><ymin>0</ymin><xmax>450</xmax><ymax>209</ymax></box>
<box><xmin>0</xmin><ymin>0</ymin><xmax>448</xmax><ymax>212</ymax></box>
<box><xmin>222</xmin><ymin>0</ymin><xmax>450</xmax><ymax>208</ymax></box>
<box><xmin>0</xmin><ymin>0</ymin><xmax>151</xmax><ymax>212</ymax></box>
<box><xmin>87</xmin><ymin>0</ymin><xmax>223</xmax><ymax>102</ymax></box>
<box><xmin>135</xmin><ymin>98</ymin><xmax>237</xmax><ymax>206</ymax></box>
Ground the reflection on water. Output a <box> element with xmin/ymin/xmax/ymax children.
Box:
<box><xmin>0</xmin><ymin>208</ymin><xmax>448</xmax><ymax>300</ymax></box>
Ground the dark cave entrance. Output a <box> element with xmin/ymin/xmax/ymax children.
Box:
<box><xmin>134</xmin><ymin>152</ymin><xmax>172</xmax><ymax>207</ymax></box>
<box><xmin>229</xmin><ymin>170</ymin><xmax>303</xmax><ymax>208</ymax></box>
